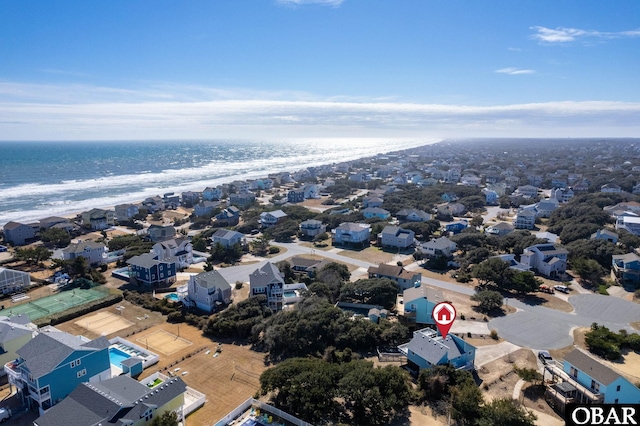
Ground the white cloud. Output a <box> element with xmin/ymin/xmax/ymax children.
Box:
<box><xmin>0</xmin><ymin>81</ymin><xmax>638</xmax><ymax>140</ymax></box>
<box><xmin>495</xmin><ymin>67</ymin><xmax>535</xmax><ymax>75</ymax></box>
<box><xmin>276</xmin><ymin>0</ymin><xmax>345</xmax><ymax>7</ymax></box>
<box><xmin>531</xmin><ymin>26</ymin><xmax>640</xmax><ymax>43</ymax></box>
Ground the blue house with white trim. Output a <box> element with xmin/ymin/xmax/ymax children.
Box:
<box><xmin>362</xmin><ymin>207</ymin><xmax>391</xmax><ymax>220</ymax></box>
<box><xmin>401</xmin><ymin>284</ymin><xmax>444</xmax><ymax>325</ymax></box>
<box><xmin>562</xmin><ymin>349</ymin><xmax>640</xmax><ymax>404</ymax></box>
<box><xmin>5</xmin><ymin>329</ymin><xmax>111</xmax><ymax>414</ymax></box>
<box><xmin>398</xmin><ymin>328</ymin><xmax>476</xmax><ymax>372</ymax></box>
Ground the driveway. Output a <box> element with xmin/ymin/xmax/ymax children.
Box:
<box><xmin>475</xmin><ymin>341</ymin><xmax>522</xmax><ymax>367</ymax></box>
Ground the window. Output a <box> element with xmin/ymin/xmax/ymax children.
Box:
<box><xmin>77</xmin><ymin>369</ymin><xmax>87</xmax><ymax>378</ymax></box>
<box><xmin>590</xmin><ymin>380</ymin><xmax>600</xmax><ymax>392</ymax></box>
<box><xmin>569</xmin><ymin>367</ymin><xmax>578</xmax><ymax>378</ymax></box>
<box><xmin>617</xmin><ymin>385</ymin><xmax>621</xmax><ymax>392</ymax></box>
<box><xmin>39</xmin><ymin>386</ymin><xmax>50</xmax><ymax>395</ymax></box>
<box><xmin>70</xmin><ymin>358</ymin><xmax>81</xmax><ymax>368</ymax></box>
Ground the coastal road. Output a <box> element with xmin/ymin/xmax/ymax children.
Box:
<box><xmin>214</xmin><ymin>241</ymin><xmax>639</xmax><ymax>350</ymax></box>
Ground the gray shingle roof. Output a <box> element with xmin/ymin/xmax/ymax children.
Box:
<box><xmin>564</xmin><ymin>349</ymin><xmax>621</xmax><ymax>386</ymax></box>
<box><xmin>194</xmin><ymin>270</ymin><xmax>231</xmax><ymax>291</ymax></box>
<box><xmin>0</xmin><ymin>317</ymin><xmax>32</xmax><ymax>344</ymax></box>
<box><xmin>404</xmin><ymin>332</ymin><xmax>463</xmax><ymax>365</ymax></box>
<box><xmin>403</xmin><ymin>285</ymin><xmax>444</xmax><ymax>305</ymax></box>
<box><xmin>16</xmin><ymin>332</ymin><xmax>107</xmax><ymax>379</ymax></box>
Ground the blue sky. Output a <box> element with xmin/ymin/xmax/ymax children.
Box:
<box><xmin>1</xmin><ymin>0</ymin><xmax>639</xmax><ymax>140</ymax></box>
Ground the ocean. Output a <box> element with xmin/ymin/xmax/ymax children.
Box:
<box><xmin>0</xmin><ymin>138</ymin><xmax>437</xmax><ymax>226</ymax></box>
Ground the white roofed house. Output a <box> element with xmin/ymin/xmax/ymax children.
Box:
<box><xmin>185</xmin><ymin>270</ymin><xmax>232</xmax><ymax>313</ymax></box>
<box><xmin>211</xmin><ymin>229</ymin><xmax>244</xmax><ymax>248</ymax></box>
<box><xmin>379</xmin><ymin>226</ymin><xmax>415</xmax><ymax>249</ymax></box>
<box><xmin>0</xmin><ymin>267</ymin><xmax>31</xmax><ymax>295</ymax></box>
<box><xmin>80</xmin><ymin>208</ymin><xmax>115</xmax><ymax>230</ymax></box>
<box><xmin>418</xmin><ymin>237</ymin><xmax>457</xmax><ymax>259</ymax></box>
<box><xmin>616</xmin><ymin>215</ymin><xmax>640</xmax><ymax>236</ymax></box>
<box><xmin>151</xmin><ymin>238</ymin><xmax>193</xmax><ymax>269</ymax></box>
<box><xmin>332</xmin><ymin>222</ymin><xmax>371</xmax><ymax>247</ymax></box>
<box><xmin>61</xmin><ymin>240</ymin><xmax>108</xmax><ymax>266</ymax></box>
<box><xmin>299</xmin><ymin>219</ymin><xmax>327</xmax><ymax>239</ymax></box>
<box><xmin>114</xmin><ymin>203</ymin><xmax>139</xmax><ymax>223</ymax></box>
<box><xmin>534</xmin><ymin>198</ymin><xmax>560</xmax><ymax>218</ymax></box>
<box><xmin>260</xmin><ymin>210</ymin><xmax>287</xmax><ymax>228</ymax></box>
<box><xmin>520</xmin><ymin>243</ymin><xmax>568</xmax><ymax>278</ymax></box>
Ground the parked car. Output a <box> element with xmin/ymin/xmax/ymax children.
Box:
<box><xmin>538</xmin><ymin>350</ymin><xmax>553</xmax><ymax>364</ymax></box>
<box><xmin>554</xmin><ymin>285</ymin><xmax>570</xmax><ymax>294</ymax></box>
<box><xmin>0</xmin><ymin>408</ymin><xmax>11</xmax><ymax>422</ymax></box>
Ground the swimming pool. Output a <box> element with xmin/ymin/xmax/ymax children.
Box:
<box><xmin>109</xmin><ymin>347</ymin><xmax>131</xmax><ymax>366</ymax></box>
<box><xmin>283</xmin><ymin>290</ymin><xmax>297</xmax><ymax>298</ymax></box>
<box><xmin>164</xmin><ymin>293</ymin><xmax>180</xmax><ymax>302</ymax></box>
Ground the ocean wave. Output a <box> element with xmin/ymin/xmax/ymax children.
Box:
<box><xmin>0</xmin><ymin>138</ymin><xmax>438</xmax><ymax>226</ymax></box>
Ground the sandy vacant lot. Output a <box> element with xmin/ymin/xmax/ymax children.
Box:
<box><xmin>74</xmin><ymin>310</ymin><xmax>135</xmax><ymax>335</ymax></box>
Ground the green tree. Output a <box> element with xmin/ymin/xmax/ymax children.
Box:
<box><xmin>479</xmin><ymin>398</ymin><xmax>536</xmax><ymax>426</ymax></box>
<box><xmin>251</xmin><ymin>235</ymin><xmax>270</xmax><ymax>256</ymax></box>
<box><xmin>470</xmin><ymin>290</ymin><xmax>503</xmax><ymax>313</ymax></box>
<box><xmin>150</xmin><ymin>410</ymin><xmax>179</xmax><ymax>426</ymax></box>
<box><xmin>472</xmin><ymin>258</ymin><xmax>513</xmax><ymax>288</ymax></box>
<box><xmin>508</xmin><ymin>271</ymin><xmax>542</xmax><ymax>294</ymax></box>
<box><xmin>339</xmin><ymin>278</ymin><xmax>399</xmax><ymax>309</ymax></box>
<box><xmin>40</xmin><ymin>227</ymin><xmax>71</xmax><ymax>248</ymax></box>
<box><xmin>572</xmin><ymin>257</ymin><xmax>606</xmax><ymax>284</ymax></box>
<box><xmin>191</xmin><ymin>233</ymin><xmax>208</xmax><ymax>252</ymax></box>
<box><xmin>15</xmin><ymin>246</ymin><xmax>52</xmax><ymax>265</ymax></box>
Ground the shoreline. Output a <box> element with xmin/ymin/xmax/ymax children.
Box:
<box><xmin>0</xmin><ymin>140</ymin><xmax>440</xmax><ymax>229</ymax></box>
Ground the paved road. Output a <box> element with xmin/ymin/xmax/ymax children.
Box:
<box><xmin>212</xmin><ymin>241</ymin><xmax>639</xmax><ymax>350</ymax></box>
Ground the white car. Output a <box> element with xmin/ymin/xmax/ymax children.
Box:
<box><xmin>554</xmin><ymin>285</ymin><xmax>570</xmax><ymax>294</ymax></box>
<box><xmin>0</xmin><ymin>408</ymin><xmax>10</xmax><ymax>422</ymax></box>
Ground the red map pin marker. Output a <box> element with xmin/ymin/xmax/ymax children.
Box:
<box><xmin>432</xmin><ymin>301</ymin><xmax>456</xmax><ymax>339</ymax></box>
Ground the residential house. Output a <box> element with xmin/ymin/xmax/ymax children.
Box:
<box><xmin>80</xmin><ymin>209</ymin><xmax>115</xmax><ymax>230</ymax></box>
<box><xmin>33</xmin><ymin>375</ymin><xmax>187</xmax><ymax>426</ymax></box>
<box><xmin>535</xmin><ymin>198</ymin><xmax>560</xmax><ymax>218</ymax></box>
<box><xmin>379</xmin><ymin>226</ymin><xmax>415</xmax><ymax>249</ymax></box>
<box><xmin>601</xmin><ymin>183</ymin><xmax>622</xmax><ymax>193</ymax></box>
<box><xmin>615</xmin><ymin>216</ymin><xmax>640</xmax><ymax>236</ymax></box>
<box><xmin>0</xmin><ymin>315</ymin><xmax>35</xmax><ymax>377</ymax></box>
<box><xmin>396</xmin><ymin>209</ymin><xmax>431</xmax><ymax>223</ymax></box>
<box><xmin>303</xmin><ymin>184</ymin><xmax>319</xmax><ymax>199</ymax></box>
<box><xmin>3</xmin><ymin>221</ymin><xmax>38</xmax><ymax>246</ymax></box>
<box><xmin>287</xmin><ymin>189</ymin><xmax>305</xmax><ymax>203</ymax></box>
<box><xmin>482</xmin><ymin>188</ymin><xmax>499</xmax><ymax>205</ymax></box>
<box><xmin>0</xmin><ymin>267</ymin><xmax>31</xmax><ymax>295</ymax></box>
<box><xmin>211</xmin><ymin>229</ymin><xmax>244</xmax><ymax>249</ymax></box>
<box><xmin>215</xmin><ymin>206</ymin><xmax>241</xmax><ymax>226</ymax></box>
<box><xmin>436</xmin><ymin>202</ymin><xmax>466</xmax><ymax>217</ymax></box>
<box><xmin>185</xmin><ymin>270</ymin><xmax>231</xmax><ymax>313</ymax></box>
<box><xmin>513</xmin><ymin>209</ymin><xmax>536</xmax><ymax>230</ymax></box>
<box><xmin>367</xmin><ymin>263</ymin><xmax>421</xmax><ymax>290</ymax></box>
<box><xmin>445</xmin><ymin>220</ymin><xmax>468</xmax><ymax>234</ymax></box>
<box><xmin>38</xmin><ymin>217</ymin><xmax>70</xmax><ymax>230</ymax></box>
<box><xmin>287</xmin><ymin>256</ymin><xmax>330</xmax><ymax>277</ymax></box>
<box><xmin>398</xmin><ymin>328</ymin><xmax>476</xmax><ymax>372</ymax></box>
<box><xmin>419</xmin><ymin>237</ymin><xmax>457</xmax><ymax>258</ymax></box>
<box><xmin>573</xmin><ymin>180</ymin><xmax>590</xmax><ymax>192</ymax></box>
<box><xmin>514</xmin><ymin>185</ymin><xmax>539</xmax><ymax>199</ymax></box>
<box><xmin>150</xmin><ymin>239</ymin><xmax>193</xmax><ymax>269</ymax></box>
<box><xmin>400</xmin><ymin>285</ymin><xmax>444</xmax><ymax>325</ymax></box>
<box><xmin>362</xmin><ymin>207</ymin><xmax>391</xmax><ymax>220</ymax></box>
<box><xmin>551</xmin><ymin>187</ymin><xmax>574</xmax><ymax>203</ymax></box>
<box><xmin>114</xmin><ymin>204</ymin><xmax>139</xmax><ymax>223</ymax></box>
<box><xmin>249</xmin><ymin>262</ymin><xmax>285</xmax><ymax>312</ymax></box>
<box><xmin>260</xmin><ymin>210</ymin><xmax>287</xmax><ymax>228</ymax></box>
<box><xmin>147</xmin><ymin>225</ymin><xmax>176</xmax><ymax>242</ymax></box>
<box><xmin>5</xmin><ymin>330</ymin><xmax>111</xmax><ymax>414</ymax></box>
<box><xmin>142</xmin><ymin>196</ymin><xmax>165</xmax><ymax>213</ymax></box>
<box><xmin>520</xmin><ymin>243</ymin><xmax>568</xmax><ymax>278</ymax></box>
<box><xmin>560</xmin><ymin>349</ymin><xmax>640</xmax><ymax>404</ymax></box>
<box><xmin>612</xmin><ymin>253</ymin><xmax>640</xmax><ymax>285</ymax></box>
<box><xmin>440</xmin><ymin>192</ymin><xmax>459</xmax><ymax>203</ymax></box>
<box><xmin>127</xmin><ymin>253</ymin><xmax>177</xmax><ymax>287</ymax></box>
<box><xmin>298</xmin><ymin>219</ymin><xmax>327</xmax><ymax>239</ymax></box>
<box><xmin>61</xmin><ymin>241</ymin><xmax>108</xmax><ymax>266</ymax></box>
<box><xmin>590</xmin><ymin>229</ymin><xmax>618</xmax><ymax>244</ymax></box>
<box><xmin>228</xmin><ymin>192</ymin><xmax>256</xmax><ymax>208</ymax></box>
<box><xmin>193</xmin><ymin>200</ymin><xmax>220</xmax><ymax>217</ymax></box>
<box><xmin>362</xmin><ymin>196</ymin><xmax>384</xmax><ymax>209</ymax></box>
<box><xmin>461</xmin><ymin>174</ymin><xmax>481</xmax><ymax>186</ymax></box>
<box><xmin>181</xmin><ymin>191</ymin><xmax>200</xmax><ymax>206</ymax></box>
<box><xmin>491</xmin><ymin>254</ymin><xmax>531</xmax><ymax>272</ymax></box>
<box><xmin>163</xmin><ymin>193</ymin><xmax>180</xmax><ymax>209</ymax></box>
<box><xmin>551</xmin><ymin>178</ymin><xmax>567</xmax><ymax>188</ymax></box>
<box><xmin>203</xmin><ymin>186</ymin><xmax>223</xmax><ymax>201</ymax></box>
<box><xmin>332</xmin><ymin>223</ymin><xmax>371</xmax><ymax>247</ymax></box>
<box><xmin>485</xmin><ymin>222</ymin><xmax>514</xmax><ymax>237</ymax></box>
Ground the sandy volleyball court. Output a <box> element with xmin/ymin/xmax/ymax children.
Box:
<box><xmin>74</xmin><ymin>311</ymin><xmax>134</xmax><ymax>335</ymax></box>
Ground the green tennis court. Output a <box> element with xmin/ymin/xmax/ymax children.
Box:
<box><xmin>0</xmin><ymin>288</ymin><xmax>109</xmax><ymax>321</ymax></box>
